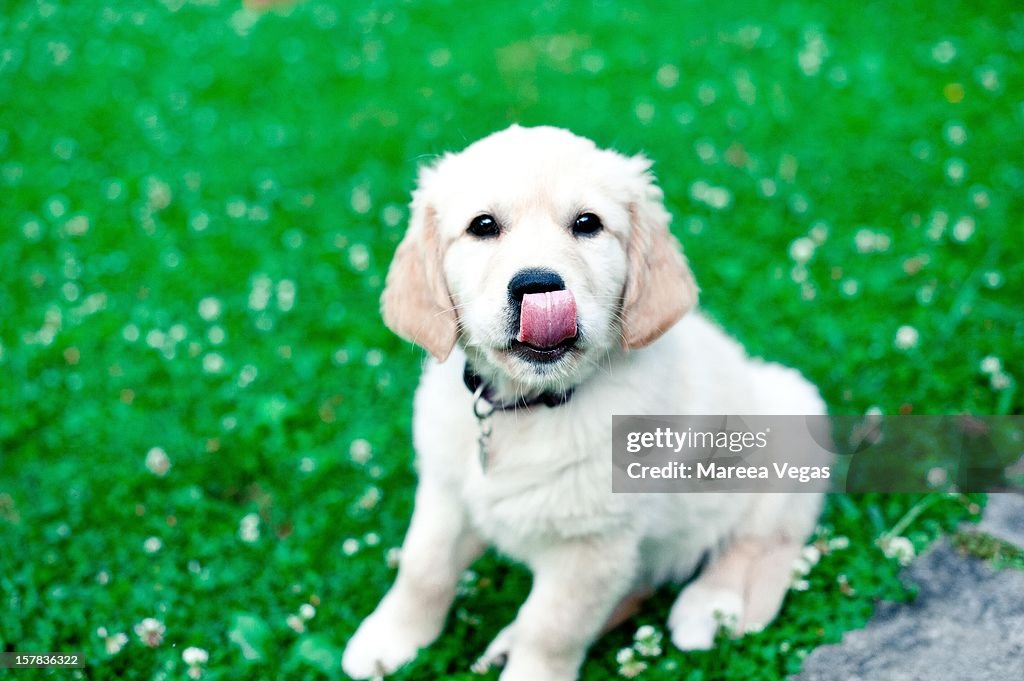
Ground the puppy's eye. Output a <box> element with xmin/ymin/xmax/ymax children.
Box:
<box><xmin>573</xmin><ymin>212</ymin><xmax>603</xmax><ymax>236</ymax></box>
<box><xmin>467</xmin><ymin>214</ymin><xmax>500</xmax><ymax>238</ymax></box>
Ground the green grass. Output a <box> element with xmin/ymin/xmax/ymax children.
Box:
<box><xmin>0</xmin><ymin>0</ymin><xmax>1021</xmax><ymax>679</ymax></box>
<box><xmin>952</xmin><ymin>529</ymin><xmax>1024</xmax><ymax>571</ymax></box>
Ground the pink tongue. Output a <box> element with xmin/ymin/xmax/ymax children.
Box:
<box><xmin>518</xmin><ymin>290</ymin><xmax>577</xmax><ymax>348</ymax></box>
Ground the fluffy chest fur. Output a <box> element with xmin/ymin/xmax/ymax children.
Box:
<box><xmin>410</xmin><ymin>313</ymin><xmax>775</xmax><ymax>569</ymax></box>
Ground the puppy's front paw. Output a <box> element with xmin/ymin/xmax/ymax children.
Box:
<box><xmin>342</xmin><ymin>610</ymin><xmax>424</xmax><ymax>679</ymax></box>
<box><xmin>668</xmin><ymin>585</ymin><xmax>744</xmax><ymax>651</ymax></box>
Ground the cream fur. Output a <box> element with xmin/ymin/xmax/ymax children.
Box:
<box><xmin>344</xmin><ymin>126</ymin><xmax>825</xmax><ymax>681</ymax></box>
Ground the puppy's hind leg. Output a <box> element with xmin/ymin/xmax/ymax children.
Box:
<box><xmin>739</xmin><ymin>540</ymin><xmax>803</xmax><ymax>634</ymax></box>
<box><xmin>668</xmin><ymin>540</ymin><xmax>751</xmax><ymax>651</ymax></box>
<box><xmin>668</xmin><ymin>537</ymin><xmax>801</xmax><ymax>651</ymax></box>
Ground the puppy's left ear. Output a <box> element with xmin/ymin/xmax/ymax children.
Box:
<box><xmin>380</xmin><ymin>170</ymin><xmax>458</xmax><ymax>361</ymax></box>
<box><xmin>619</xmin><ymin>155</ymin><xmax>699</xmax><ymax>349</ymax></box>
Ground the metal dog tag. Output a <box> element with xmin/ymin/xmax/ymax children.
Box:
<box><xmin>472</xmin><ymin>385</ymin><xmax>495</xmax><ymax>473</ymax></box>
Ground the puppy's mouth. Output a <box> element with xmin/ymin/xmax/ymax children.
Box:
<box><xmin>508</xmin><ymin>290</ymin><xmax>580</xmax><ymax>364</ymax></box>
<box><xmin>509</xmin><ymin>335</ymin><xmax>579</xmax><ymax>363</ymax></box>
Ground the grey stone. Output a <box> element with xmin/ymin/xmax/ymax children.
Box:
<box><xmin>977</xmin><ymin>493</ymin><xmax>1024</xmax><ymax>548</ymax></box>
<box><xmin>794</xmin><ymin>541</ymin><xmax>1024</xmax><ymax>681</ymax></box>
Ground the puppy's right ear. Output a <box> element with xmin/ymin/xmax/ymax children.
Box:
<box><xmin>380</xmin><ymin>174</ymin><xmax>457</xmax><ymax>362</ymax></box>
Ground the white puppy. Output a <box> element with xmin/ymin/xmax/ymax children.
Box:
<box><xmin>342</xmin><ymin>125</ymin><xmax>825</xmax><ymax>681</ymax></box>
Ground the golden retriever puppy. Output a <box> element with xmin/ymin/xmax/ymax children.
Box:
<box><xmin>342</xmin><ymin>125</ymin><xmax>825</xmax><ymax>681</ymax></box>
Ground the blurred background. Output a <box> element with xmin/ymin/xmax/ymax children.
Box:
<box><xmin>0</xmin><ymin>1</ymin><xmax>1020</xmax><ymax>679</ymax></box>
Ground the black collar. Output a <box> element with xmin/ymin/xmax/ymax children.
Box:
<box><xmin>463</xmin><ymin>363</ymin><xmax>574</xmax><ymax>411</ymax></box>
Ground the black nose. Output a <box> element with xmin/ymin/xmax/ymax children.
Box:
<box><xmin>508</xmin><ymin>268</ymin><xmax>565</xmax><ymax>303</ymax></box>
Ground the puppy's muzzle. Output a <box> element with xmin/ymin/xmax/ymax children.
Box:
<box><xmin>507</xmin><ymin>268</ymin><xmax>578</xmax><ymax>357</ymax></box>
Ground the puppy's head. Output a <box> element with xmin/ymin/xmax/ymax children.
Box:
<box><xmin>382</xmin><ymin>125</ymin><xmax>697</xmax><ymax>392</ymax></box>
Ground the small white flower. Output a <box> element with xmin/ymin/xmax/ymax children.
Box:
<box><xmin>791</xmin><ymin>556</ymin><xmax>811</xmax><ymax>576</ymax></box>
<box><xmin>386</xmin><ymin>547</ymin><xmax>402</xmax><ymax>569</ymax></box>
<box><xmin>952</xmin><ymin>215</ymin><xmax>975</xmax><ymax>242</ymax></box>
<box><xmin>880</xmin><ymin>536</ymin><xmax>915</xmax><ymax>565</ymax></box>
<box><xmin>689</xmin><ymin>180</ymin><xmax>732</xmax><ymax>210</ymax></box>
<box><xmin>980</xmin><ymin>356</ymin><xmax>1002</xmax><ymax>374</ymax></box>
<box><xmin>134</xmin><ymin>617</ymin><xmax>166</xmax><ymax>647</ymax></box>
<box><xmin>350</xmin><ymin>186</ymin><xmax>372</xmax><ymax>214</ymax></box>
<box><xmin>633</xmin><ymin>624</ymin><xmax>663</xmax><ymax>657</ymax></box>
<box><xmin>349</xmin><ymin>439</ymin><xmax>372</xmax><ymax>464</ymax></box>
<box><xmin>299</xmin><ymin>603</ymin><xmax>316</xmax><ymax>621</ymax></box>
<box><xmin>828</xmin><ymin>536</ymin><xmax>850</xmax><ymax>551</ymax></box>
<box><xmin>198</xmin><ymin>297</ymin><xmax>222</xmax><ymax>321</ymax></box>
<box><xmin>854</xmin><ymin>229</ymin><xmax>874</xmax><ymax>253</ymax></box>
<box><xmin>248</xmin><ymin>274</ymin><xmax>273</xmax><ymax>311</ymax></box>
<box><xmin>238</xmin><ymin>364</ymin><xmax>257</xmax><ymax>387</ymax></box>
<box><xmin>634</xmin><ymin>625</ymin><xmax>656</xmax><ymax>640</ymax></box>
<box><xmin>239</xmin><ymin>513</ymin><xmax>260</xmax><ymax>543</ymax></box>
<box><xmin>617</xmin><ymin>645</ymin><xmax>648</xmax><ymax>678</ymax></box>
<box><xmin>342</xmin><ymin>538</ymin><xmax>360</xmax><ymax>556</ymax></box>
<box><xmin>976</xmin><ymin>66</ymin><xmax>1000</xmax><ymax>92</ymax></box>
<box><xmin>207</xmin><ymin>326</ymin><xmax>226</xmax><ymax>345</ymax></box>
<box><xmin>927</xmin><ymin>467</ymin><xmax>949</xmax><ymax>487</ymax></box>
<box><xmin>945</xmin><ymin>158</ymin><xmax>966</xmax><ymax>184</ymax></box>
<box><xmin>944</xmin><ymin>122</ymin><xmax>967</xmax><ymax>147</ymax></box>
<box><xmin>103</xmin><ymin>631</ymin><xmax>129</xmax><ymax>655</ymax></box>
<box><xmin>854</xmin><ymin>228</ymin><xmax>891</xmax><ymax>254</ymax></box>
<box><xmin>382</xmin><ymin>205</ymin><xmax>404</xmax><ymax>227</ymax></box>
<box><xmin>182</xmin><ymin>647</ymin><xmax>209</xmax><ymax>666</ymax></box>
<box><xmin>656</xmin><ymin>63</ymin><xmax>679</xmax><ymax>88</ymax></box>
<box><xmin>143</xmin><ymin>536</ymin><xmax>162</xmax><ymax>553</ymax></box>
<box><xmin>982</xmin><ymin>270</ymin><xmax>1001</xmax><ymax>287</ymax></box>
<box><xmin>792</xmin><ymin>579</ymin><xmax>811</xmax><ymax>591</ymax></box>
<box><xmin>789</xmin><ymin>237</ymin><xmax>816</xmax><ymax>263</ymax></box>
<box><xmin>202</xmin><ymin>352</ymin><xmax>225</xmax><ymax>374</ymax></box>
<box><xmin>931</xmin><ymin>40</ymin><xmax>956</xmax><ymax>64</ymax></box>
<box><xmin>145</xmin><ymin>447</ymin><xmax>171</xmax><ymax>477</ymax></box>
<box><xmin>286</xmin><ymin>614</ymin><xmax>305</xmax><ymax>633</ymax></box>
<box><xmin>801</xmin><ymin>545</ymin><xmax>822</xmax><ymax>568</ymax></box>
<box><xmin>276</xmin><ymin>279</ymin><xmax>296</xmax><ymax>312</ymax></box>
<box><xmin>894</xmin><ymin>325</ymin><xmax>919</xmax><ymax>350</ymax></box>
<box><xmin>146</xmin><ymin>329</ymin><xmax>167</xmax><ymax>349</ymax></box>
<box><xmin>990</xmin><ymin>372</ymin><xmax>1011</xmax><ymax>391</ymax></box>
<box><xmin>356</xmin><ymin>486</ymin><xmax>382</xmax><ymax>510</ymax></box>
<box><xmin>145</xmin><ymin>176</ymin><xmax>172</xmax><ymax>211</ymax></box>
<box><xmin>348</xmin><ymin>244</ymin><xmax>370</xmax><ymax>271</ymax></box>
<box><xmin>630</xmin><ymin>639</ymin><xmax>663</xmax><ymax>659</ymax></box>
